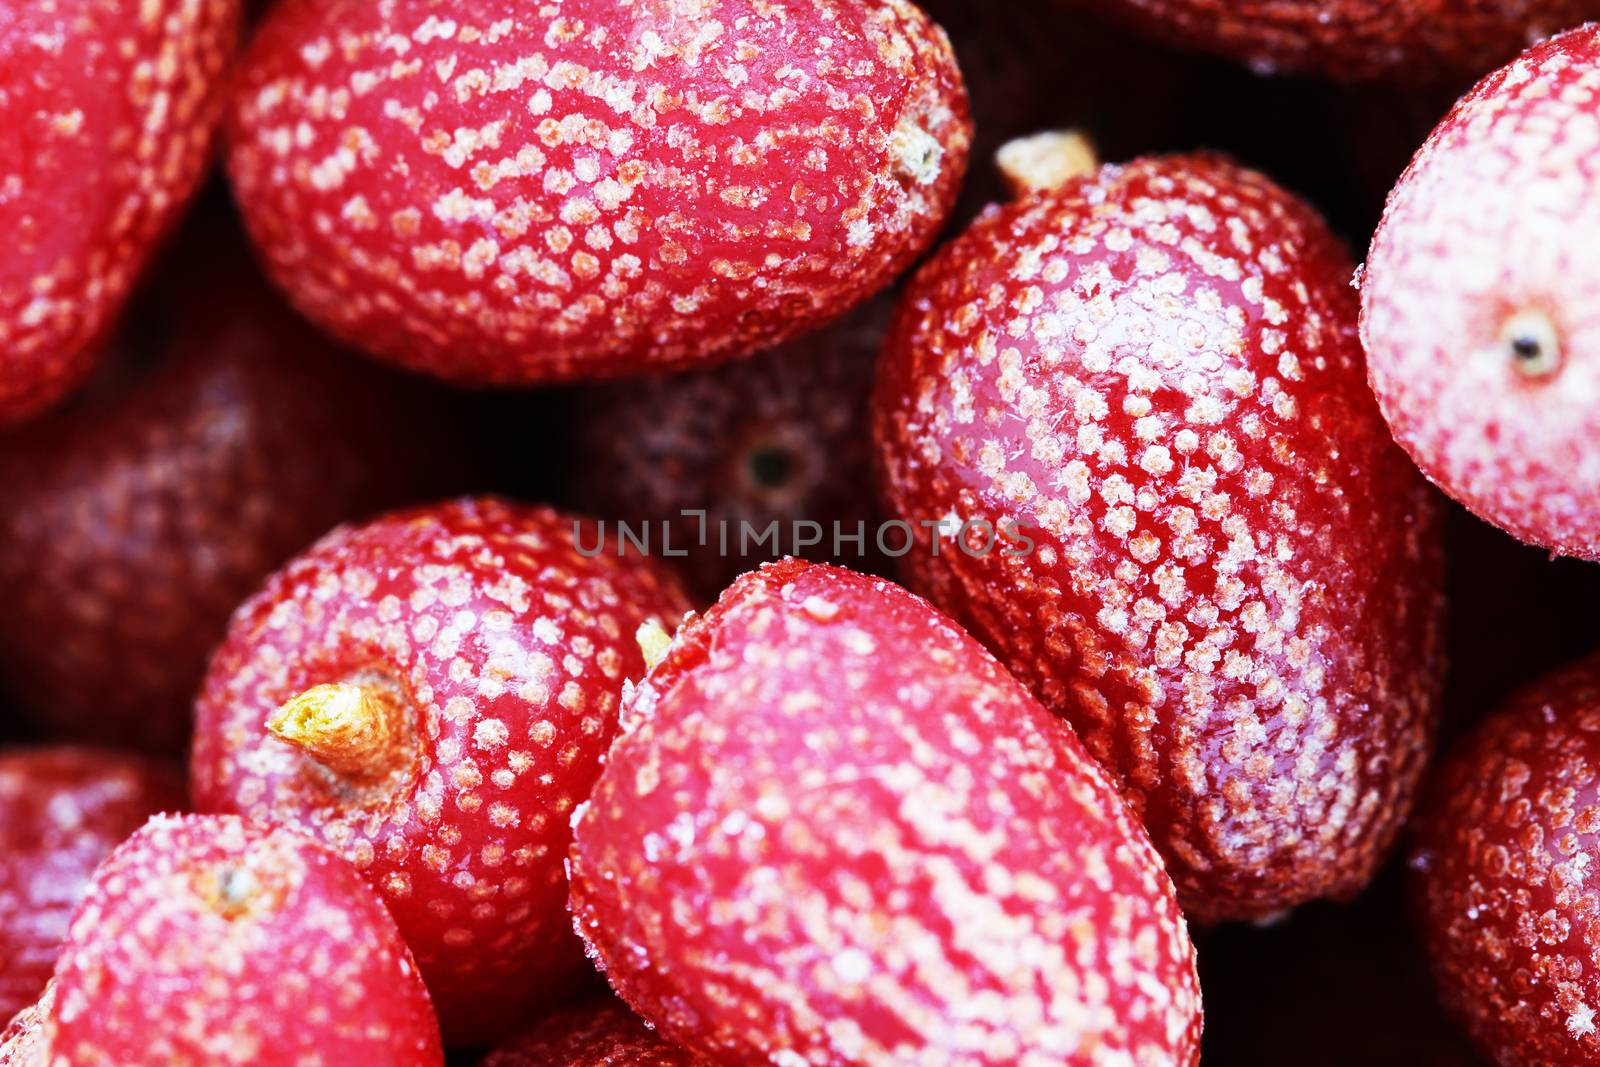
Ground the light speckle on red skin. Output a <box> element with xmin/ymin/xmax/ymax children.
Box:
<box><xmin>1411</xmin><ymin>651</ymin><xmax>1600</xmax><ymax>1067</ymax></box>
<box><xmin>35</xmin><ymin>814</ymin><xmax>443</xmax><ymax>1066</ymax></box>
<box><xmin>0</xmin><ymin>0</ymin><xmax>240</xmax><ymax>424</ymax></box>
<box><xmin>0</xmin><ymin>982</ymin><xmax>52</xmax><ymax>1067</ymax></box>
<box><xmin>569</xmin><ymin>299</ymin><xmax>888</xmax><ymax>602</ymax></box>
<box><xmin>483</xmin><ymin>1001</ymin><xmax>706</xmax><ymax>1066</ymax></box>
<box><xmin>192</xmin><ymin>497</ymin><xmax>691</xmax><ymax>1045</ymax></box>
<box><xmin>874</xmin><ymin>153</ymin><xmax>1446</xmax><ymax>923</ymax></box>
<box><xmin>225</xmin><ymin>0</ymin><xmax>971</xmax><ymax>387</ymax></box>
<box><xmin>0</xmin><ymin>255</ymin><xmax>468</xmax><ymax>754</ymax></box>
<box><xmin>569</xmin><ymin>559</ymin><xmax>1203</xmax><ymax>1067</ymax></box>
<box><xmin>0</xmin><ymin>749</ymin><xmax>185</xmax><ymax>1026</ymax></box>
<box><xmin>1362</xmin><ymin>25</ymin><xmax>1600</xmax><ymax>562</ymax></box>
<box><xmin>1076</xmin><ymin>0</ymin><xmax>1600</xmax><ymax>81</ymax></box>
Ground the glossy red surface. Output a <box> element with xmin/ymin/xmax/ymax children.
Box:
<box><xmin>192</xmin><ymin>498</ymin><xmax>690</xmax><ymax>1044</ymax></box>
<box><xmin>875</xmin><ymin>154</ymin><xmax>1445</xmax><ymax>922</ymax></box>
<box><xmin>570</xmin><ymin>560</ymin><xmax>1202</xmax><ymax>1066</ymax></box>
<box><xmin>226</xmin><ymin>0</ymin><xmax>970</xmax><ymax>385</ymax></box>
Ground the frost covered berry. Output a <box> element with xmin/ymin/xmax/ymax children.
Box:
<box><xmin>1083</xmin><ymin>0</ymin><xmax>1599</xmax><ymax>82</ymax></box>
<box><xmin>226</xmin><ymin>0</ymin><xmax>971</xmax><ymax>386</ymax></box>
<box><xmin>1362</xmin><ymin>25</ymin><xmax>1600</xmax><ymax>561</ymax></box>
<box><xmin>0</xmin><ymin>0</ymin><xmax>240</xmax><ymax>424</ymax></box>
<box><xmin>875</xmin><ymin>151</ymin><xmax>1446</xmax><ymax>923</ymax></box>
<box><xmin>0</xmin><ymin>749</ymin><xmax>184</xmax><ymax>1023</ymax></box>
<box><xmin>569</xmin><ymin>560</ymin><xmax>1202</xmax><ymax>1066</ymax></box>
<box><xmin>1411</xmin><ymin>651</ymin><xmax>1600</xmax><ymax>1066</ymax></box>
<box><xmin>32</xmin><ymin>814</ymin><xmax>443</xmax><ymax>1066</ymax></box>
<box><xmin>483</xmin><ymin>1001</ymin><xmax>704</xmax><ymax>1066</ymax></box>
<box><xmin>192</xmin><ymin>498</ymin><xmax>690</xmax><ymax>1044</ymax></box>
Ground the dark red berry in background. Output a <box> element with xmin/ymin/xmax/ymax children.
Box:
<box><xmin>1362</xmin><ymin>24</ymin><xmax>1600</xmax><ymax>562</ymax></box>
<box><xmin>0</xmin><ymin>748</ymin><xmax>184</xmax><ymax>1024</ymax></box>
<box><xmin>875</xmin><ymin>152</ymin><xmax>1446</xmax><ymax>923</ymax></box>
<box><xmin>566</xmin><ymin>300</ymin><xmax>888</xmax><ymax>603</ymax></box>
<box><xmin>1411</xmin><ymin>651</ymin><xmax>1600</xmax><ymax>1066</ymax></box>
<box><xmin>569</xmin><ymin>560</ymin><xmax>1202</xmax><ymax>1066</ymax></box>
<box><xmin>0</xmin><ymin>0</ymin><xmax>240</xmax><ymax>424</ymax></box>
<box><xmin>192</xmin><ymin>498</ymin><xmax>690</xmax><ymax>1045</ymax></box>
<box><xmin>482</xmin><ymin>1001</ymin><xmax>705</xmax><ymax>1066</ymax></box>
<box><xmin>29</xmin><ymin>814</ymin><xmax>443</xmax><ymax>1066</ymax></box>
<box><xmin>1075</xmin><ymin>0</ymin><xmax>1600</xmax><ymax>83</ymax></box>
<box><xmin>225</xmin><ymin>0</ymin><xmax>971</xmax><ymax>387</ymax></box>
<box><xmin>0</xmin><ymin>238</ymin><xmax>471</xmax><ymax>755</ymax></box>
<box><xmin>926</xmin><ymin>0</ymin><xmax>1461</xmax><ymax>243</ymax></box>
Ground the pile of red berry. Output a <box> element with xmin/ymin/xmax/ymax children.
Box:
<box><xmin>6</xmin><ymin>1</ymin><xmax>1600</xmax><ymax>1064</ymax></box>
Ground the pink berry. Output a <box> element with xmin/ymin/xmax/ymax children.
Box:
<box><xmin>569</xmin><ymin>560</ymin><xmax>1202</xmax><ymax>1066</ymax></box>
<box><xmin>1362</xmin><ymin>25</ymin><xmax>1600</xmax><ymax>560</ymax></box>
<box><xmin>39</xmin><ymin>814</ymin><xmax>443</xmax><ymax>1065</ymax></box>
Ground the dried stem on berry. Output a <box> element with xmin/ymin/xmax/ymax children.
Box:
<box><xmin>996</xmin><ymin>131</ymin><xmax>1100</xmax><ymax>198</ymax></box>
<box><xmin>267</xmin><ymin>682</ymin><xmax>403</xmax><ymax>779</ymax></box>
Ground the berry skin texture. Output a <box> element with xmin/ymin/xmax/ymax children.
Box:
<box><xmin>568</xmin><ymin>560</ymin><xmax>1203</xmax><ymax>1066</ymax></box>
<box><xmin>37</xmin><ymin>813</ymin><xmax>443</xmax><ymax>1066</ymax></box>
<box><xmin>0</xmin><ymin>748</ymin><xmax>185</xmax><ymax>1025</ymax></box>
<box><xmin>0</xmin><ymin>256</ymin><xmax>466</xmax><ymax>754</ymax></box>
<box><xmin>1362</xmin><ymin>25</ymin><xmax>1600</xmax><ymax>562</ymax></box>
<box><xmin>192</xmin><ymin>498</ymin><xmax>691</xmax><ymax>1045</ymax></box>
<box><xmin>0</xmin><ymin>983</ymin><xmax>52</xmax><ymax>1067</ymax></box>
<box><xmin>874</xmin><ymin>153</ymin><xmax>1446</xmax><ymax>923</ymax></box>
<box><xmin>1410</xmin><ymin>651</ymin><xmax>1600</xmax><ymax>1067</ymax></box>
<box><xmin>226</xmin><ymin>0</ymin><xmax>971</xmax><ymax>387</ymax></box>
<box><xmin>568</xmin><ymin>300</ymin><xmax>888</xmax><ymax>601</ymax></box>
<box><xmin>0</xmin><ymin>0</ymin><xmax>240</xmax><ymax>424</ymax></box>
<box><xmin>1079</xmin><ymin>0</ymin><xmax>1600</xmax><ymax>82</ymax></box>
<box><xmin>483</xmin><ymin>1001</ymin><xmax>706</xmax><ymax>1066</ymax></box>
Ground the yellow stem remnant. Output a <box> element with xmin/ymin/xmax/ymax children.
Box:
<box><xmin>996</xmin><ymin>130</ymin><xmax>1100</xmax><ymax>199</ymax></box>
<box><xmin>267</xmin><ymin>682</ymin><xmax>399</xmax><ymax>778</ymax></box>
<box><xmin>637</xmin><ymin>619</ymin><xmax>674</xmax><ymax>672</ymax></box>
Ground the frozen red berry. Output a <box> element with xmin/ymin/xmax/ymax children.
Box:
<box><xmin>0</xmin><ymin>748</ymin><xmax>184</xmax><ymax>1024</ymax></box>
<box><xmin>35</xmin><ymin>813</ymin><xmax>442</xmax><ymax>1065</ymax></box>
<box><xmin>225</xmin><ymin>0</ymin><xmax>971</xmax><ymax>387</ymax></box>
<box><xmin>569</xmin><ymin>560</ymin><xmax>1202</xmax><ymax>1066</ymax></box>
<box><xmin>0</xmin><ymin>0</ymin><xmax>241</xmax><ymax>424</ymax></box>
<box><xmin>1410</xmin><ymin>650</ymin><xmax>1600</xmax><ymax>1066</ymax></box>
<box><xmin>0</xmin><ymin>246</ymin><xmax>469</xmax><ymax>753</ymax></box>
<box><xmin>568</xmin><ymin>300</ymin><xmax>888</xmax><ymax>601</ymax></box>
<box><xmin>1361</xmin><ymin>25</ymin><xmax>1600</xmax><ymax>561</ymax></box>
<box><xmin>875</xmin><ymin>152</ymin><xmax>1446</xmax><ymax>923</ymax></box>
<box><xmin>192</xmin><ymin>497</ymin><xmax>690</xmax><ymax>1044</ymax></box>
<box><xmin>1082</xmin><ymin>0</ymin><xmax>1599</xmax><ymax>82</ymax></box>
<box><xmin>483</xmin><ymin>1001</ymin><xmax>704</xmax><ymax>1066</ymax></box>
